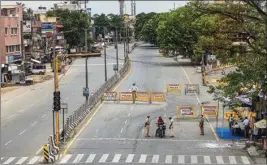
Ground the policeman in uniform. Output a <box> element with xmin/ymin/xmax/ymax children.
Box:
<box><xmin>145</xmin><ymin>116</ymin><xmax>150</xmax><ymax>137</ymax></box>
<box><xmin>169</xmin><ymin>117</ymin><xmax>174</xmax><ymax>137</ymax></box>
<box><xmin>130</xmin><ymin>83</ymin><xmax>138</xmax><ymax>104</ymax></box>
<box><xmin>199</xmin><ymin>115</ymin><xmax>204</xmax><ymax>135</ymax></box>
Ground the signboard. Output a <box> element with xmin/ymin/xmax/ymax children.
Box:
<box><xmin>176</xmin><ymin>105</ymin><xmax>196</xmax><ymax>118</ymax></box>
<box><xmin>136</xmin><ymin>92</ymin><xmax>150</xmax><ymax>102</ymax></box>
<box><xmin>23</xmin><ymin>20</ymin><xmax>31</xmax><ymax>33</ymax></box>
<box><xmin>119</xmin><ymin>92</ymin><xmax>133</xmax><ymax>101</ymax></box>
<box><xmin>41</xmin><ymin>22</ymin><xmax>53</xmax><ymax>29</ymax></box>
<box><xmin>113</xmin><ymin>64</ymin><xmax>118</xmax><ymax>71</ymax></box>
<box><xmin>83</xmin><ymin>87</ymin><xmax>89</xmax><ymax>97</ymax></box>
<box><xmin>185</xmin><ymin>84</ymin><xmax>200</xmax><ymax>95</ymax></box>
<box><xmin>102</xmin><ymin>92</ymin><xmax>117</xmax><ymax>102</ymax></box>
<box><xmin>201</xmin><ymin>105</ymin><xmax>217</xmax><ymax>116</ymax></box>
<box><xmin>180</xmin><ymin>106</ymin><xmax>194</xmax><ymax>115</ymax></box>
<box><xmin>151</xmin><ymin>92</ymin><xmax>165</xmax><ymax>102</ymax></box>
<box><xmin>167</xmin><ymin>84</ymin><xmax>181</xmax><ymax>93</ymax></box>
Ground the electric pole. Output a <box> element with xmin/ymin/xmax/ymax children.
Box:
<box><xmin>85</xmin><ymin>29</ymin><xmax>89</xmax><ymax>101</ymax></box>
<box><xmin>116</xmin><ymin>28</ymin><xmax>119</xmax><ymax>72</ymax></box>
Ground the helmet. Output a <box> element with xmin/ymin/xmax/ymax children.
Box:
<box><xmin>159</xmin><ymin>116</ymin><xmax>162</xmax><ymax>119</ymax></box>
<box><xmin>133</xmin><ymin>83</ymin><xmax>135</xmax><ymax>86</ymax></box>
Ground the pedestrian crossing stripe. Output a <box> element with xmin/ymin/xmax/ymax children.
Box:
<box><xmin>1</xmin><ymin>154</ymin><xmax>252</xmax><ymax>164</ymax></box>
<box><xmin>56</xmin><ymin>153</ymin><xmax>251</xmax><ymax>164</ymax></box>
<box><xmin>1</xmin><ymin>156</ymin><xmax>42</xmax><ymax>164</ymax></box>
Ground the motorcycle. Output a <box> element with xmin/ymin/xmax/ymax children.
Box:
<box><xmin>155</xmin><ymin>123</ymin><xmax>166</xmax><ymax>138</ymax></box>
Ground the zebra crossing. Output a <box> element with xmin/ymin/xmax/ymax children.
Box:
<box><xmin>58</xmin><ymin>153</ymin><xmax>252</xmax><ymax>164</ymax></box>
<box><xmin>0</xmin><ymin>154</ymin><xmax>253</xmax><ymax>164</ymax></box>
<box><xmin>1</xmin><ymin>156</ymin><xmax>42</xmax><ymax>164</ymax></box>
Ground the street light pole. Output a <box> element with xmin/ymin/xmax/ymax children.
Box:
<box><xmin>124</xmin><ymin>27</ymin><xmax>126</xmax><ymax>62</ymax></box>
<box><xmin>85</xmin><ymin>29</ymin><xmax>89</xmax><ymax>101</ymax></box>
<box><xmin>116</xmin><ymin>27</ymin><xmax>119</xmax><ymax>71</ymax></box>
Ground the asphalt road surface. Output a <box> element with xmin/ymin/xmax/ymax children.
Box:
<box><xmin>1</xmin><ymin>44</ymin><xmax>131</xmax><ymax>158</ymax></box>
<box><xmin>31</xmin><ymin>44</ymin><xmax>253</xmax><ymax>165</ymax></box>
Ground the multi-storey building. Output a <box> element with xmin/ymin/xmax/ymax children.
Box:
<box><xmin>1</xmin><ymin>4</ymin><xmax>23</xmax><ymax>64</ymax></box>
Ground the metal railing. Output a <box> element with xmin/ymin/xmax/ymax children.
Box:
<box><xmin>62</xmin><ymin>54</ymin><xmax>132</xmax><ymax>141</ymax></box>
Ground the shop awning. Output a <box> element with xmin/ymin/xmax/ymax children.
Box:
<box><xmin>254</xmin><ymin>119</ymin><xmax>266</xmax><ymax>129</ymax></box>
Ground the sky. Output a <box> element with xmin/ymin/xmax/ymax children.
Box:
<box><xmin>1</xmin><ymin>1</ymin><xmax>189</xmax><ymax>15</ymax></box>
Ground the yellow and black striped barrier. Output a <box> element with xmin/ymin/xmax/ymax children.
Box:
<box><xmin>43</xmin><ymin>144</ymin><xmax>49</xmax><ymax>163</ymax></box>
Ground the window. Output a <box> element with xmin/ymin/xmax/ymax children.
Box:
<box><xmin>5</xmin><ymin>28</ymin><xmax>8</xmax><ymax>35</ymax></box>
<box><xmin>11</xmin><ymin>28</ymin><xmax>17</xmax><ymax>35</ymax></box>
<box><xmin>6</xmin><ymin>46</ymin><xmax>9</xmax><ymax>53</ymax></box>
<box><xmin>15</xmin><ymin>45</ymin><xmax>20</xmax><ymax>51</ymax></box>
<box><xmin>9</xmin><ymin>46</ymin><xmax>14</xmax><ymax>52</ymax></box>
<box><xmin>9</xmin><ymin>9</ymin><xmax>15</xmax><ymax>16</ymax></box>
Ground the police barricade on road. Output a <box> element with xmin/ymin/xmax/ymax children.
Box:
<box><xmin>102</xmin><ymin>92</ymin><xmax>117</xmax><ymax>102</ymax></box>
<box><xmin>150</xmin><ymin>92</ymin><xmax>166</xmax><ymax>102</ymax></box>
<box><xmin>185</xmin><ymin>84</ymin><xmax>200</xmax><ymax>95</ymax></box>
<box><xmin>136</xmin><ymin>92</ymin><xmax>150</xmax><ymax>103</ymax></box>
<box><xmin>176</xmin><ymin>105</ymin><xmax>197</xmax><ymax>119</ymax></box>
<box><xmin>166</xmin><ymin>84</ymin><xmax>182</xmax><ymax>94</ymax></box>
<box><xmin>201</xmin><ymin>105</ymin><xmax>217</xmax><ymax>117</ymax></box>
<box><xmin>119</xmin><ymin>92</ymin><xmax>133</xmax><ymax>102</ymax></box>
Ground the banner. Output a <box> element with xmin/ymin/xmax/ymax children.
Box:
<box><xmin>180</xmin><ymin>106</ymin><xmax>194</xmax><ymax>115</ymax></box>
<box><xmin>151</xmin><ymin>92</ymin><xmax>165</xmax><ymax>102</ymax></box>
<box><xmin>167</xmin><ymin>84</ymin><xmax>181</xmax><ymax>93</ymax></box>
<box><xmin>201</xmin><ymin>106</ymin><xmax>217</xmax><ymax>116</ymax></box>
<box><xmin>136</xmin><ymin>92</ymin><xmax>150</xmax><ymax>102</ymax></box>
<box><xmin>119</xmin><ymin>92</ymin><xmax>133</xmax><ymax>101</ymax></box>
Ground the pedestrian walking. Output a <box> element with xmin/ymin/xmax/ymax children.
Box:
<box><xmin>199</xmin><ymin>115</ymin><xmax>204</xmax><ymax>135</ymax></box>
<box><xmin>228</xmin><ymin>114</ymin><xmax>234</xmax><ymax>130</ymax></box>
<box><xmin>169</xmin><ymin>117</ymin><xmax>174</xmax><ymax>137</ymax></box>
<box><xmin>144</xmin><ymin>116</ymin><xmax>150</xmax><ymax>137</ymax></box>
<box><xmin>243</xmin><ymin>117</ymin><xmax>250</xmax><ymax>138</ymax></box>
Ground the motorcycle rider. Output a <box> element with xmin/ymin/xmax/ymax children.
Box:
<box><xmin>129</xmin><ymin>83</ymin><xmax>138</xmax><ymax>104</ymax></box>
<box><xmin>156</xmin><ymin>117</ymin><xmax>166</xmax><ymax>136</ymax></box>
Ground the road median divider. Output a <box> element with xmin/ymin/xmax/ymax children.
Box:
<box><xmin>43</xmin><ymin>43</ymin><xmax>139</xmax><ymax>156</ymax></box>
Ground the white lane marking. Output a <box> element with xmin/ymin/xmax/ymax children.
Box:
<box><xmin>120</xmin><ymin>128</ymin><xmax>124</xmax><ymax>133</ymax></box>
<box><xmin>1</xmin><ymin>157</ymin><xmax>4</xmax><ymax>160</ymax></box>
<box><xmin>41</xmin><ymin>114</ymin><xmax>47</xmax><ymax>118</ymax></box>
<box><xmin>64</xmin><ymin>97</ymin><xmax>69</xmax><ymax>101</ymax></box>
<box><xmin>15</xmin><ymin>157</ymin><xmax>28</xmax><ymax>164</ymax></box>
<box><xmin>27</xmin><ymin>156</ymin><xmax>40</xmax><ymax>164</ymax></box>
<box><xmin>128</xmin><ymin>113</ymin><xmax>131</xmax><ymax>117</ymax></box>
<box><xmin>180</xmin><ymin>66</ymin><xmax>201</xmax><ymax>103</ymax></box>
<box><xmin>85</xmin><ymin>154</ymin><xmax>96</xmax><ymax>163</ymax></box>
<box><xmin>203</xmin><ymin>156</ymin><xmax>211</xmax><ymax>164</ymax></box>
<box><xmin>3</xmin><ymin>157</ymin><xmax>16</xmax><ymax>164</ymax></box>
<box><xmin>151</xmin><ymin>155</ymin><xmax>159</xmax><ymax>163</ymax></box>
<box><xmin>165</xmin><ymin>155</ymin><xmax>172</xmax><ymax>163</ymax></box>
<box><xmin>73</xmin><ymin>154</ymin><xmax>84</xmax><ymax>163</ymax></box>
<box><xmin>241</xmin><ymin>156</ymin><xmax>250</xmax><ymax>164</ymax></box>
<box><xmin>7</xmin><ymin>114</ymin><xmax>15</xmax><ymax>120</ymax></box>
<box><xmin>112</xmin><ymin>154</ymin><xmax>122</xmax><ymax>163</ymax></box>
<box><xmin>191</xmin><ymin>155</ymin><xmax>198</xmax><ymax>164</ymax></box>
<box><xmin>19</xmin><ymin>129</ymin><xmax>26</xmax><ymax>136</ymax></box>
<box><xmin>229</xmin><ymin>156</ymin><xmax>237</xmax><ymax>164</ymax></box>
<box><xmin>60</xmin><ymin>154</ymin><xmax>72</xmax><ymax>163</ymax></box>
<box><xmin>126</xmin><ymin>154</ymin><xmax>135</xmax><ymax>163</ymax></box>
<box><xmin>18</xmin><ymin>109</ymin><xmax>25</xmax><ymax>113</ymax></box>
<box><xmin>31</xmin><ymin>121</ymin><xmax>37</xmax><ymax>126</ymax></box>
<box><xmin>139</xmin><ymin>154</ymin><xmax>147</xmax><ymax>163</ymax></box>
<box><xmin>3</xmin><ymin>90</ymin><xmax>30</xmax><ymax>104</ymax></box>
<box><xmin>99</xmin><ymin>154</ymin><xmax>109</xmax><ymax>163</ymax></box>
<box><xmin>125</xmin><ymin>120</ymin><xmax>128</xmax><ymax>124</ymax></box>
<box><xmin>5</xmin><ymin>140</ymin><xmax>12</xmax><ymax>146</ymax></box>
<box><xmin>216</xmin><ymin>156</ymin><xmax>224</xmax><ymax>164</ymax></box>
<box><xmin>95</xmin><ymin>129</ymin><xmax>99</xmax><ymax>137</ymax></box>
<box><xmin>178</xmin><ymin>155</ymin><xmax>185</xmax><ymax>163</ymax></box>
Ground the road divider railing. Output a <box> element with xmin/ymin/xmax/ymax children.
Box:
<box><xmin>166</xmin><ymin>84</ymin><xmax>182</xmax><ymax>94</ymax></box>
<box><xmin>60</xmin><ymin>48</ymin><xmax>133</xmax><ymax>142</ymax></box>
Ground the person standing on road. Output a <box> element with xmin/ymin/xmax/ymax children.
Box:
<box><xmin>228</xmin><ymin>114</ymin><xmax>234</xmax><ymax>130</ymax></box>
<box><xmin>169</xmin><ymin>117</ymin><xmax>174</xmax><ymax>137</ymax></box>
<box><xmin>129</xmin><ymin>83</ymin><xmax>138</xmax><ymax>104</ymax></box>
<box><xmin>199</xmin><ymin>115</ymin><xmax>204</xmax><ymax>135</ymax></box>
<box><xmin>243</xmin><ymin>117</ymin><xmax>250</xmax><ymax>138</ymax></box>
<box><xmin>145</xmin><ymin>116</ymin><xmax>150</xmax><ymax>137</ymax></box>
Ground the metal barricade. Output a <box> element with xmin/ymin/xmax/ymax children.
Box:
<box><xmin>185</xmin><ymin>84</ymin><xmax>200</xmax><ymax>95</ymax></box>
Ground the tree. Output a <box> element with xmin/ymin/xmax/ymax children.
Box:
<box><xmin>46</xmin><ymin>9</ymin><xmax>92</xmax><ymax>49</ymax></box>
<box><xmin>135</xmin><ymin>12</ymin><xmax>157</xmax><ymax>39</ymax></box>
<box><xmin>140</xmin><ymin>14</ymin><xmax>160</xmax><ymax>45</ymax></box>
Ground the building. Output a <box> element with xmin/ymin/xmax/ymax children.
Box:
<box><xmin>0</xmin><ymin>15</ymin><xmax>6</xmax><ymax>64</ymax></box>
<box><xmin>1</xmin><ymin>4</ymin><xmax>23</xmax><ymax>64</ymax></box>
<box><xmin>54</xmin><ymin>2</ymin><xmax>79</xmax><ymax>11</ymax></box>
